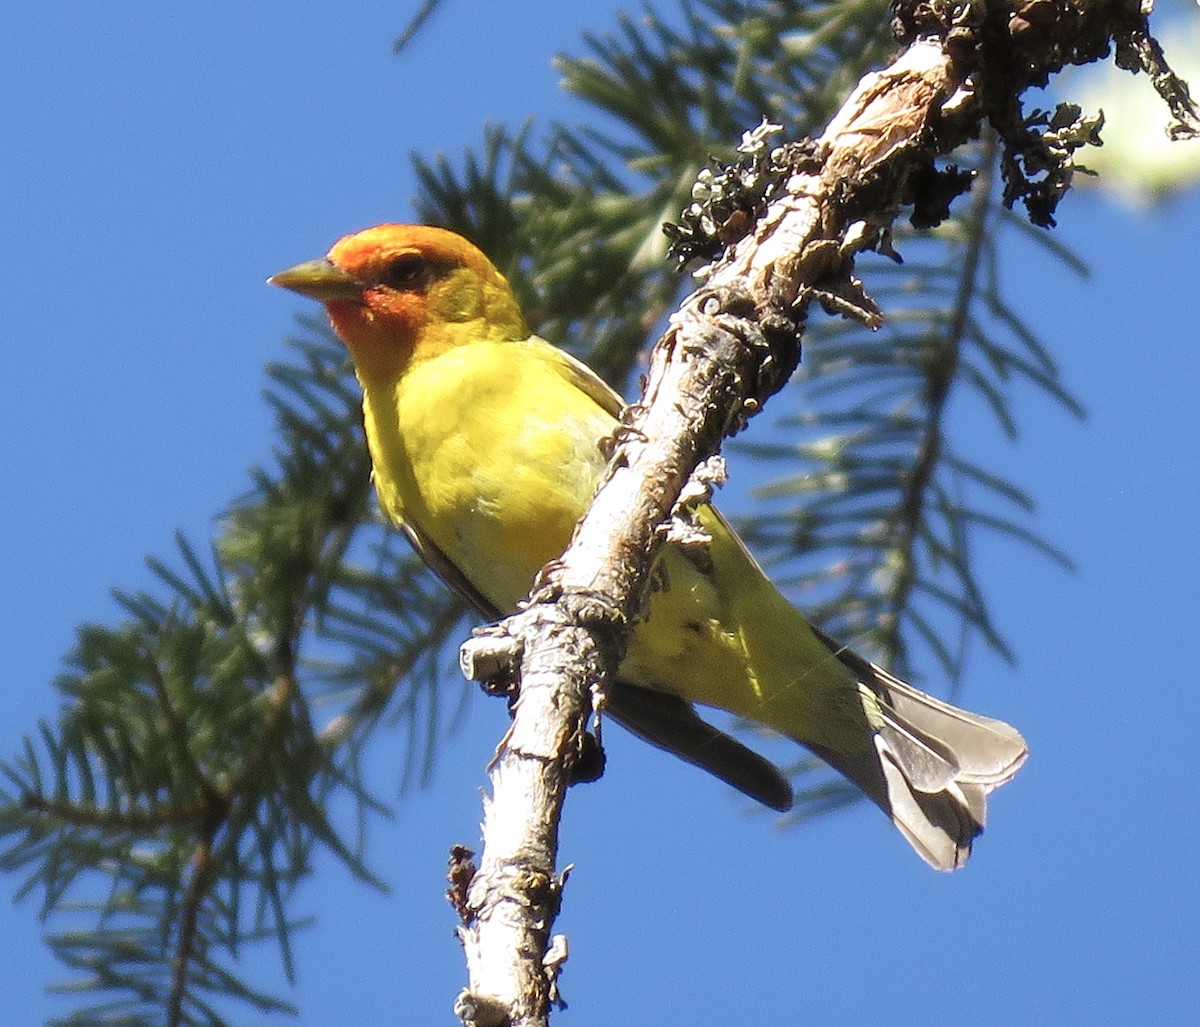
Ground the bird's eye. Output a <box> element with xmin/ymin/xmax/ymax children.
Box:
<box><xmin>378</xmin><ymin>253</ymin><xmax>432</xmax><ymax>291</ymax></box>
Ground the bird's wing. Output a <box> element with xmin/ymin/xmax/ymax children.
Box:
<box><xmin>544</xmin><ymin>343</ymin><xmax>626</xmax><ymax>418</ymax></box>
<box><xmin>601</xmin><ymin>682</ymin><xmax>792</xmax><ymax>811</ymax></box>
<box><xmin>402</xmin><ymin>508</ymin><xmax>793</xmax><ymax>813</ymax></box>
<box><xmin>400</xmin><ymin>522</ymin><xmax>502</xmax><ymax>620</ymax></box>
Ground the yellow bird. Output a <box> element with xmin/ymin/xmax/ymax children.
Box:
<box><xmin>270</xmin><ymin>224</ymin><xmax>1027</xmax><ymax>870</ymax></box>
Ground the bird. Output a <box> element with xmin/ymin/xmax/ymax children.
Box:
<box><xmin>269</xmin><ymin>223</ymin><xmax>1027</xmax><ymax>870</ymax></box>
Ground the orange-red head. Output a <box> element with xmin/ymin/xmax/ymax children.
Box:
<box><xmin>269</xmin><ymin>224</ymin><xmax>527</xmax><ymax>382</ymax></box>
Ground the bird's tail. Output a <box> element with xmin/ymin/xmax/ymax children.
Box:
<box><xmin>809</xmin><ymin>631</ymin><xmax>1028</xmax><ymax>871</ymax></box>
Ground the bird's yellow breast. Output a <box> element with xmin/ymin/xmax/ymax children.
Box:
<box><xmin>362</xmin><ymin>338</ymin><xmax>615</xmax><ymax>612</ymax></box>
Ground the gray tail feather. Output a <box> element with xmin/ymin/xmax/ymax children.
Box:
<box><xmin>812</xmin><ymin>632</ymin><xmax>1028</xmax><ymax>871</ymax></box>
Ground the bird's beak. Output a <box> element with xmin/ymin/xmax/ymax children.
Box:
<box><xmin>267</xmin><ymin>258</ymin><xmax>366</xmax><ymax>304</ymax></box>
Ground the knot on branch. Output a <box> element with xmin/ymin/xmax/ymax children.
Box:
<box><xmin>453</xmin><ymin>989</ymin><xmax>511</xmax><ymax>1027</ymax></box>
<box><xmin>469</xmin><ymin>860</ymin><xmax>561</xmax><ymax>925</ymax></box>
<box><xmin>447</xmin><ymin>844</ymin><xmax>479</xmax><ymax>923</ymax></box>
<box><xmin>556</xmin><ymin>588</ymin><xmax>626</xmax><ymax>636</ymax></box>
<box><xmin>517</xmin><ymin>578</ymin><xmax>630</xmax><ymax>668</ymax></box>
<box><xmin>675</xmin><ymin>282</ymin><xmax>801</xmax><ymax>423</ymax></box>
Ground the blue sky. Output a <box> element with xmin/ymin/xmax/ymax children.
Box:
<box><xmin>3</xmin><ymin>3</ymin><xmax>1199</xmax><ymax>1024</ymax></box>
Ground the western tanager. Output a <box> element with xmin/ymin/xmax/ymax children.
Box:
<box><xmin>269</xmin><ymin>224</ymin><xmax>1026</xmax><ymax>870</ymax></box>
